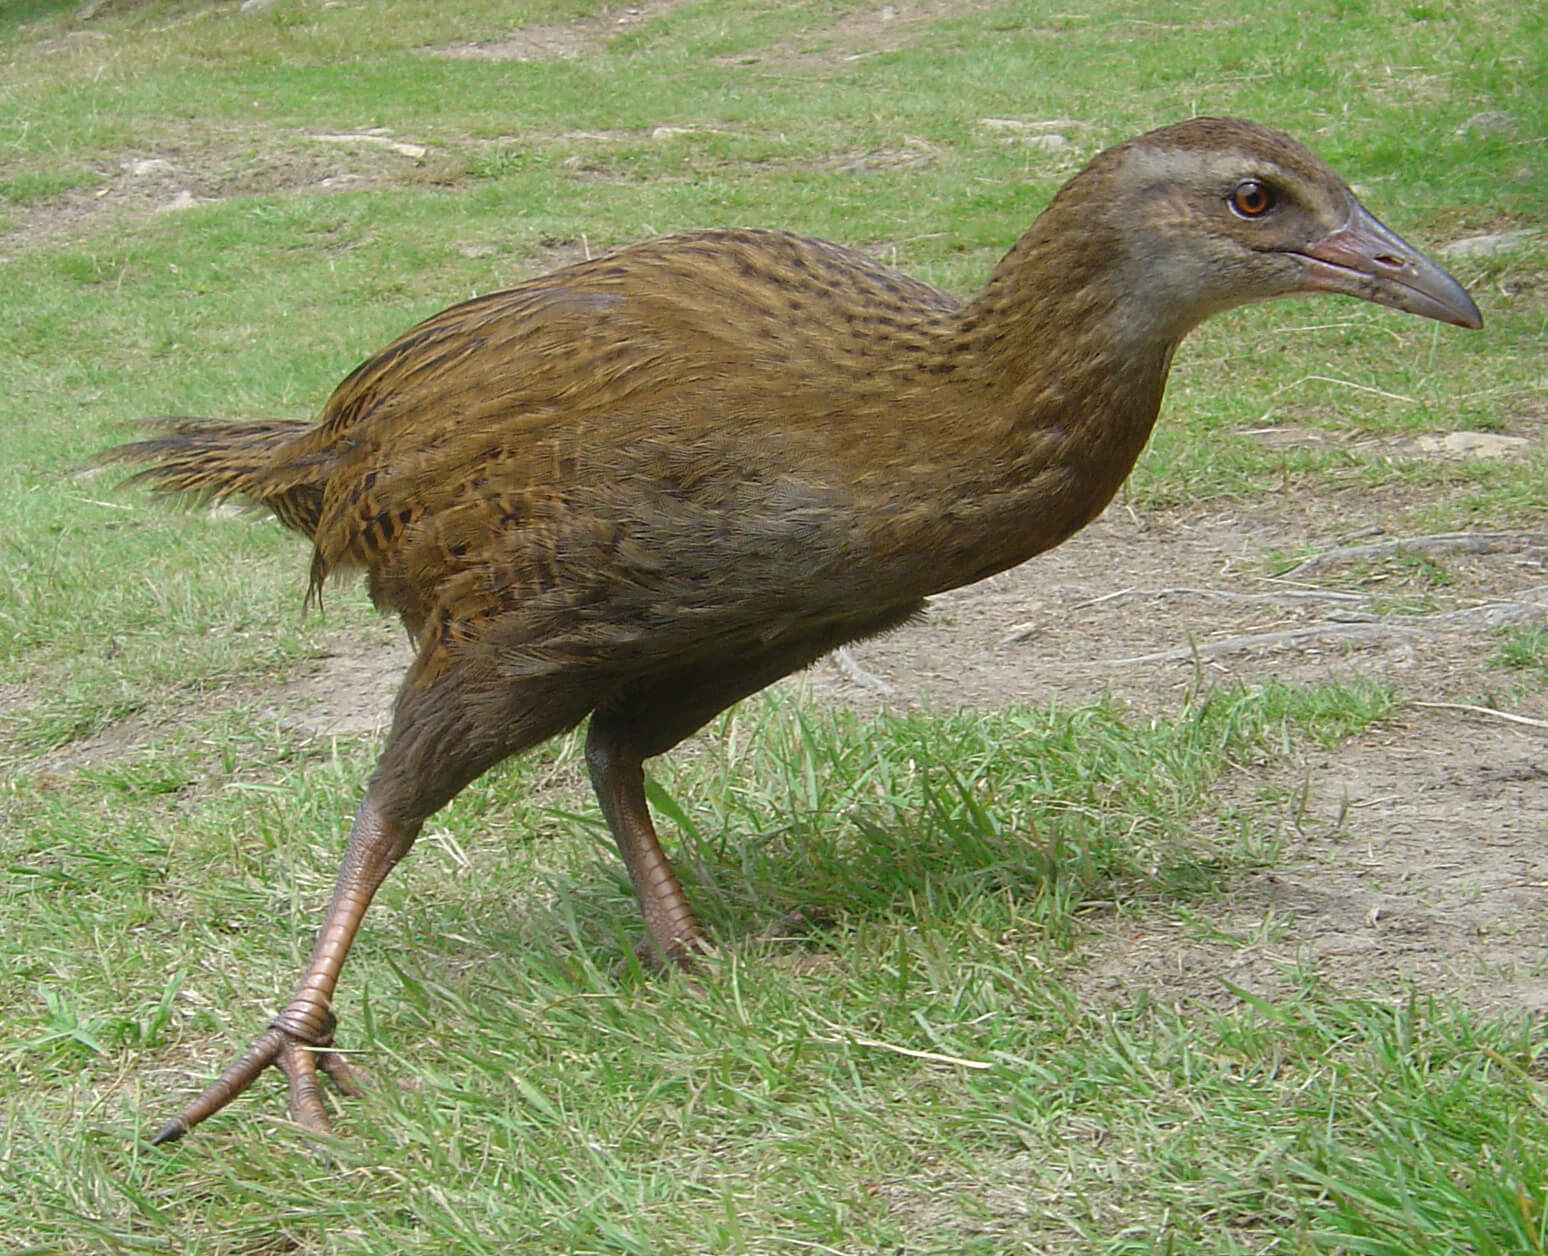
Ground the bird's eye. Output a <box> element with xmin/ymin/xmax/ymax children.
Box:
<box><xmin>1229</xmin><ymin>179</ymin><xmax>1275</xmax><ymax>218</ymax></box>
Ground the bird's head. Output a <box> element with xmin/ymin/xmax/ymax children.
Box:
<box><xmin>1064</xmin><ymin>116</ymin><xmax>1481</xmax><ymax>342</ymax></box>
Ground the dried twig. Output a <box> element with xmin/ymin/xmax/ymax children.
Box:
<box><xmin>1048</xmin><ymin>583</ymin><xmax>1548</xmax><ymax>666</ymax></box>
<box><xmin>1409</xmin><ymin>701</ymin><xmax>1548</xmax><ymax>731</ymax></box>
<box><xmin>812</xmin><ymin>1016</ymin><xmax>993</xmax><ymax>1070</ymax></box>
<box><xmin>1097</xmin><ymin>621</ymin><xmax>1434</xmax><ymax>667</ymax></box>
<box><xmin>1376</xmin><ymin>586</ymin><xmax>1548</xmax><ymax>627</ymax></box>
<box><xmin>831</xmin><ymin>645</ymin><xmax>898</xmax><ymax>696</ymax></box>
<box><xmin>1280</xmin><ymin>532</ymin><xmax>1548</xmax><ymax>579</ymax></box>
<box><xmin>1102</xmin><ymin>589</ymin><xmax>1548</xmax><ymax>665</ymax></box>
<box><xmin>1004</xmin><ymin>586</ymin><xmax>1366</xmax><ymax>643</ymax></box>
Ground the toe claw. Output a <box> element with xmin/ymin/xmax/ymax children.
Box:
<box><xmin>149</xmin><ymin>1117</ymin><xmax>189</xmax><ymax>1147</ymax></box>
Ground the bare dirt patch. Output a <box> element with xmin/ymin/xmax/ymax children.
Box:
<box><xmin>423</xmin><ymin>0</ymin><xmax>997</xmax><ymax>68</ymax></box>
<box><xmin>1072</xmin><ymin>706</ymin><xmax>1548</xmax><ymax>1021</ymax></box>
<box><xmin>811</xmin><ymin>491</ymin><xmax>1548</xmax><ymax>714</ymax></box>
<box><xmin>426</xmin><ymin>0</ymin><xmax>694</xmax><ymax>62</ymax></box>
<box><xmin>0</xmin><ymin>125</ymin><xmax>431</xmax><ymax>259</ymax></box>
<box><xmin>264</xmin><ymin>628</ymin><xmax>410</xmax><ymax>738</ymax></box>
<box><xmin>712</xmin><ymin>0</ymin><xmax>1001</xmax><ymax>70</ymax></box>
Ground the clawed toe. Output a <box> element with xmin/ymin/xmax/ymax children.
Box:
<box><xmin>620</xmin><ymin>928</ymin><xmax>712</xmax><ymax>973</ymax></box>
<box><xmin>316</xmin><ymin>1047</ymin><xmax>368</xmax><ymax>1098</ymax></box>
<box><xmin>149</xmin><ymin>1015</ymin><xmax>366</xmax><ymax>1146</ymax></box>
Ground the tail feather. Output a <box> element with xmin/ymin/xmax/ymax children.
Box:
<box><xmin>100</xmin><ymin>417</ymin><xmax>324</xmax><ymax>538</ymax></box>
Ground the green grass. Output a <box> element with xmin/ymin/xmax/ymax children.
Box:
<box><xmin>11</xmin><ymin>684</ymin><xmax>1540</xmax><ymax>1254</ymax></box>
<box><xmin>2</xmin><ymin>0</ymin><xmax>1546</xmax><ymax>1251</ymax></box>
<box><xmin>1492</xmin><ymin>624</ymin><xmax>1548</xmax><ymax>681</ymax></box>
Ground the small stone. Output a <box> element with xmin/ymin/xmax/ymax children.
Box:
<box><xmin>1438</xmin><ymin>229</ymin><xmax>1538</xmax><ymax>260</ymax></box>
<box><xmin>156</xmin><ymin>190</ymin><xmax>204</xmax><ymax>213</ymax></box>
<box><xmin>308</xmin><ymin>132</ymin><xmax>427</xmax><ymax>160</ymax></box>
<box><xmin>979</xmin><ymin>117</ymin><xmax>1081</xmax><ymax>132</ymax></box>
<box><xmin>239</xmin><ymin>0</ymin><xmax>278</xmax><ymax>13</ymax></box>
<box><xmin>1457</xmin><ymin>110</ymin><xmax>1520</xmax><ymax>137</ymax></box>
<box><xmin>1414</xmin><ymin>431</ymin><xmax>1529</xmax><ymax>459</ymax></box>
<box><xmin>130</xmin><ymin>158</ymin><xmax>174</xmax><ymax>178</ymax></box>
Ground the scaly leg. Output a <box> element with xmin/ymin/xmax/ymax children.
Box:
<box><xmin>585</xmin><ymin>714</ymin><xmax>708</xmax><ymax>967</ymax></box>
<box><xmin>150</xmin><ymin>796</ymin><xmax>418</xmax><ymax>1144</ymax></box>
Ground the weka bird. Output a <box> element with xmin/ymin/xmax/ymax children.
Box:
<box><xmin>105</xmin><ymin>117</ymin><xmax>1481</xmax><ymax>1143</ymax></box>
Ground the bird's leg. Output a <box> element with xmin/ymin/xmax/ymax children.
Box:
<box><xmin>151</xmin><ymin>795</ymin><xmax>418</xmax><ymax>1145</ymax></box>
<box><xmin>580</xmin><ymin>615</ymin><xmax>923</xmax><ymax>969</ymax></box>
<box><xmin>585</xmin><ymin>715</ymin><xmax>708</xmax><ymax>968</ymax></box>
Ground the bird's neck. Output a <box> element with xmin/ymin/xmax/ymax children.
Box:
<box><xmin>887</xmin><ymin>213</ymin><xmax>1181</xmax><ymax>593</ymax></box>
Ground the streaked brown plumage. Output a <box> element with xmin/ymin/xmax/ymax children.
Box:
<box><xmin>105</xmin><ymin>117</ymin><xmax>1481</xmax><ymax>1144</ymax></box>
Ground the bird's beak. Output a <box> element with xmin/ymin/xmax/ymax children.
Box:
<box><xmin>1293</xmin><ymin>201</ymin><xmax>1483</xmax><ymax>329</ymax></box>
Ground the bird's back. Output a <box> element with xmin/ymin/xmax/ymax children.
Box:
<box><xmin>245</xmin><ymin>230</ymin><xmax>969</xmax><ymax>671</ymax></box>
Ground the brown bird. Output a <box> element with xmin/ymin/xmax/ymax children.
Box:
<box><xmin>105</xmin><ymin>117</ymin><xmax>1481</xmax><ymax>1144</ymax></box>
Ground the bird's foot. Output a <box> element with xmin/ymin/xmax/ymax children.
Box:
<box><xmin>149</xmin><ymin>1010</ymin><xmax>365</xmax><ymax>1146</ymax></box>
<box><xmin>617</xmin><ymin>927</ymin><xmax>714</xmax><ymax>979</ymax></box>
<box><xmin>656</xmin><ymin>929</ymin><xmax>716</xmax><ymax>968</ymax></box>
<box><xmin>618</xmin><ymin>910</ymin><xmax>828</xmax><ymax>981</ymax></box>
